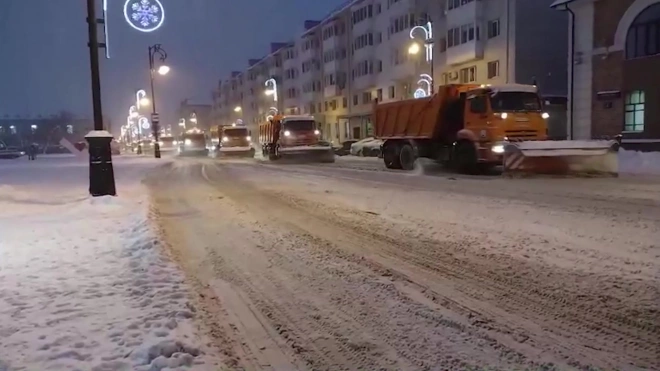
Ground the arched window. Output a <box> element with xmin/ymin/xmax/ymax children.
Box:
<box><xmin>626</xmin><ymin>3</ymin><xmax>660</xmax><ymax>58</ymax></box>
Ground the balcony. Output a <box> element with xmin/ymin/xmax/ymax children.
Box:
<box><xmin>324</xmin><ymin>85</ymin><xmax>342</xmax><ymax>99</ymax></box>
<box><xmin>446</xmin><ymin>0</ymin><xmax>483</xmax><ymax>28</ymax></box>
<box><xmin>446</xmin><ymin>38</ymin><xmax>484</xmax><ymax>65</ymax></box>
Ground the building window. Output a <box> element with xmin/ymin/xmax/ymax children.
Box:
<box><xmin>625</xmin><ymin>3</ymin><xmax>660</xmax><ymax>59</ymax></box>
<box><xmin>376</xmin><ymin>88</ymin><xmax>383</xmax><ymax>101</ymax></box>
<box><xmin>624</xmin><ymin>90</ymin><xmax>645</xmax><ymax>132</ymax></box>
<box><xmin>353</xmin><ymin>95</ymin><xmax>358</xmax><ymax>106</ymax></box>
<box><xmin>389</xmin><ymin>86</ymin><xmax>395</xmax><ymax>99</ymax></box>
<box><xmin>362</xmin><ymin>92</ymin><xmax>371</xmax><ymax>104</ymax></box>
<box><xmin>460</xmin><ymin>66</ymin><xmax>477</xmax><ymax>83</ymax></box>
<box><xmin>487</xmin><ymin>60</ymin><xmax>499</xmax><ymax>79</ymax></box>
<box><xmin>488</xmin><ymin>19</ymin><xmax>500</xmax><ymax>38</ymax></box>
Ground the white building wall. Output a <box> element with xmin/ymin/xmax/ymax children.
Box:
<box><xmin>567</xmin><ymin>0</ymin><xmax>594</xmax><ymax>140</ymax></box>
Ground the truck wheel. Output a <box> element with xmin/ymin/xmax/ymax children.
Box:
<box><xmin>383</xmin><ymin>143</ymin><xmax>401</xmax><ymax>169</ymax></box>
<box><xmin>452</xmin><ymin>141</ymin><xmax>478</xmax><ymax>174</ymax></box>
<box><xmin>399</xmin><ymin>144</ymin><xmax>416</xmax><ymax>170</ymax></box>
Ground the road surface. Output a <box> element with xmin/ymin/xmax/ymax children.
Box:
<box><xmin>145</xmin><ymin>156</ymin><xmax>659</xmax><ymax>370</ymax></box>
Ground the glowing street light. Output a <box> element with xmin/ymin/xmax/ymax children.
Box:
<box><xmin>190</xmin><ymin>112</ymin><xmax>197</xmax><ymax>124</ymax></box>
<box><xmin>409</xmin><ymin>21</ymin><xmax>434</xmax><ymax>96</ymax></box>
<box><xmin>408</xmin><ymin>42</ymin><xmax>421</xmax><ymax>55</ymax></box>
<box><xmin>157</xmin><ymin>65</ymin><xmax>170</xmax><ymax>75</ymax></box>
<box><xmin>234</xmin><ymin>106</ymin><xmax>242</xmax><ymax>112</ymax></box>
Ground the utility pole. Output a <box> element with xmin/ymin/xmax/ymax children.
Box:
<box><xmin>85</xmin><ymin>0</ymin><xmax>116</xmax><ymax>196</ymax></box>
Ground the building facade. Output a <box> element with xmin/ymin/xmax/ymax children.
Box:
<box><xmin>212</xmin><ymin>0</ymin><xmax>567</xmax><ymax>145</ymax></box>
<box><xmin>178</xmin><ymin>99</ymin><xmax>213</xmax><ymax>133</ymax></box>
<box><xmin>553</xmin><ymin>0</ymin><xmax>659</xmax><ymax>149</ymax></box>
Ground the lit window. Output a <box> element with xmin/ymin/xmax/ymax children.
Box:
<box><xmin>624</xmin><ymin>90</ymin><xmax>645</xmax><ymax>132</ymax></box>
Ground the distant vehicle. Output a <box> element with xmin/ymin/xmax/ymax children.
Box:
<box><xmin>178</xmin><ymin>130</ymin><xmax>209</xmax><ymax>156</ymax></box>
<box><xmin>259</xmin><ymin>115</ymin><xmax>334</xmax><ymax>163</ymax></box>
<box><xmin>216</xmin><ymin>125</ymin><xmax>255</xmax><ymax>158</ymax></box>
<box><xmin>0</xmin><ymin>141</ymin><xmax>24</xmax><ymax>159</ymax></box>
<box><xmin>350</xmin><ymin>137</ymin><xmax>382</xmax><ymax>157</ymax></box>
<box><xmin>158</xmin><ymin>136</ymin><xmax>178</xmax><ymax>152</ymax></box>
<box><xmin>334</xmin><ymin>140</ymin><xmax>357</xmax><ymax>156</ymax></box>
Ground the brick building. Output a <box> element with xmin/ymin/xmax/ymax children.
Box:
<box><xmin>552</xmin><ymin>0</ymin><xmax>660</xmax><ymax>150</ymax></box>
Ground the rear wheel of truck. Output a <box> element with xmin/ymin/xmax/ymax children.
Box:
<box><xmin>383</xmin><ymin>142</ymin><xmax>401</xmax><ymax>169</ymax></box>
<box><xmin>452</xmin><ymin>140</ymin><xmax>478</xmax><ymax>174</ymax></box>
<box><xmin>399</xmin><ymin>144</ymin><xmax>416</xmax><ymax>171</ymax></box>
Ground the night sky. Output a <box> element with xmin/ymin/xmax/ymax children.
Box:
<box><xmin>0</xmin><ymin>0</ymin><xmax>345</xmax><ymax>131</ymax></box>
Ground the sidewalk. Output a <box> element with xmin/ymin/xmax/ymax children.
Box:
<box><xmin>0</xmin><ymin>157</ymin><xmax>223</xmax><ymax>370</ymax></box>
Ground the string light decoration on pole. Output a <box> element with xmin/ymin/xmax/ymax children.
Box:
<box><xmin>409</xmin><ymin>21</ymin><xmax>434</xmax><ymax>98</ymax></box>
<box><xmin>124</xmin><ymin>0</ymin><xmax>164</xmax><ymax>33</ymax></box>
<box><xmin>147</xmin><ymin>44</ymin><xmax>169</xmax><ymax>158</ymax></box>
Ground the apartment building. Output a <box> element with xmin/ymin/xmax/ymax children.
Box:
<box><xmin>211</xmin><ymin>0</ymin><xmax>568</xmax><ymax>145</ymax></box>
<box><xmin>551</xmin><ymin>0</ymin><xmax>659</xmax><ymax>149</ymax></box>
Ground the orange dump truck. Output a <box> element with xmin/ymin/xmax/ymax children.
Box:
<box><xmin>374</xmin><ymin>83</ymin><xmax>620</xmax><ymax>175</ymax></box>
<box><xmin>259</xmin><ymin>114</ymin><xmax>334</xmax><ymax>162</ymax></box>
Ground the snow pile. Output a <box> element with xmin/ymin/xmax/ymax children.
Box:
<box><xmin>0</xmin><ymin>157</ymin><xmax>219</xmax><ymax>370</ymax></box>
<box><xmin>619</xmin><ymin>149</ymin><xmax>660</xmax><ymax>175</ymax></box>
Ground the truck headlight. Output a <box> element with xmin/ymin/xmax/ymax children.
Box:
<box><xmin>173</xmin><ymin>140</ymin><xmax>178</xmax><ymax>145</ymax></box>
<box><xmin>158</xmin><ymin>141</ymin><xmax>163</xmax><ymax>146</ymax></box>
<box><xmin>246</xmin><ymin>136</ymin><xmax>251</xmax><ymax>141</ymax></box>
<box><xmin>542</xmin><ymin>112</ymin><xmax>550</xmax><ymax>119</ymax></box>
<box><xmin>491</xmin><ymin>144</ymin><xmax>504</xmax><ymax>154</ymax></box>
<box><xmin>222</xmin><ymin>136</ymin><xmax>229</xmax><ymax>142</ymax></box>
<box><xmin>184</xmin><ymin>139</ymin><xmax>192</xmax><ymax>145</ymax></box>
<box><xmin>314</xmin><ymin>130</ymin><xmax>320</xmax><ymax>135</ymax></box>
<box><xmin>284</xmin><ymin>130</ymin><xmax>291</xmax><ymax>137</ymax></box>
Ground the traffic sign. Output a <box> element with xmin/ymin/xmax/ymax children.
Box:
<box><xmin>151</xmin><ymin>113</ymin><xmax>160</xmax><ymax>124</ymax></box>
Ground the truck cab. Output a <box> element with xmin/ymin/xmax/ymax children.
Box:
<box><xmin>178</xmin><ymin>129</ymin><xmax>209</xmax><ymax>156</ymax></box>
<box><xmin>218</xmin><ymin>125</ymin><xmax>255</xmax><ymax>157</ymax></box>
<box><xmin>277</xmin><ymin>115</ymin><xmax>322</xmax><ymax>148</ymax></box>
<box><xmin>461</xmin><ymin>84</ymin><xmax>548</xmax><ymax>164</ymax></box>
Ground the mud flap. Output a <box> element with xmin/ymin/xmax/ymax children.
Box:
<box><xmin>502</xmin><ymin>140</ymin><xmax>620</xmax><ymax>177</ymax></box>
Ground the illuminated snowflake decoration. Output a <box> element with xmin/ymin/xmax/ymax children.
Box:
<box><xmin>124</xmin><ymin>0</ymin><xmax>165</xmax><ymax>33</ymax></box>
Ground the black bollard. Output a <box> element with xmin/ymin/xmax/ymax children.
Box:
<box><xmin>86</xmin><ymin>131</ymin><xmax>117</xmax><ymax>196</ymax></box>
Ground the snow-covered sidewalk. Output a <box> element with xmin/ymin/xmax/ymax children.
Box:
<box><xmin>0</xmin><ymin>156</ymin><xmax>222</xmax><ymax>370</ymax></box>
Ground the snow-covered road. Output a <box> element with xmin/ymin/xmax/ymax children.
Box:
<box><xmin>147</xmin><ymin>157</ymin><xmax>660</xmax><ymax>370</ymax></box>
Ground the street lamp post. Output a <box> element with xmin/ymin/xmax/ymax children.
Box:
<box><xmin>409</xmin><ymin>21</ymin><xmax>434</xmax><ymax>96</ymax></box>
<box><xmin>85</xmin><ymin>0</ymin><xmax>116</xmax><ymax>196</ymax></box>
<box><xmin>147</xmin><ymin>44</ymin><xmax>169</xmax><ymax>158</ymax></box>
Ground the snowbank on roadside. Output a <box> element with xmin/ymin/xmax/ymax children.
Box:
<box><xmin>619</xmin><ymin>149</ymin><xmax>660</xmax><ymax>175</ymax></box>
<box><xmin>0</xmin><ymin>157</ymin><xmax>220</xmax><ymax>370</ymax></box>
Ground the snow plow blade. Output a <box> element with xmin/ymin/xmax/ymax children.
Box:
<box><xmin>278</xmin><ymin>146</ymin><xmax>335</xmax><ymax>163</ymax></box>
<box><xmin>502</xmin><ymin>140</ymin><xmax>620</xmax><ymax>177</ymax></box>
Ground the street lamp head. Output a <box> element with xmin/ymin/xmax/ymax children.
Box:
<box><xmin>157</xmin><ymin>65</ymin><xmax>170</xmax><ymax>75</ymax></box>
<box><xmin>265</xmin><ymin>90</ymin><xmax>274</xmax><ymax>96</ymax></box>
<box><xmin>234</xmin><ymin>106</ymin><xmax>242</xmax><ymax>112</ymax></box>
<box><xmin>130</xmin><ymin>111</ymin><xmax>139</xmax><ymax>118</ymax></box>
<box><xmin>139</xmin><ymin>97</ymin><xmax>150</xmax><ymax>106</ymax></box>
<box><xmin>408</xmin><ymin>42</ymin><xmax>421</xmax><ymax>55</ymax></box>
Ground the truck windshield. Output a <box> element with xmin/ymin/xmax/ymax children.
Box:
<box><xmin>283</xmin><ymin>120</ymin><xmax>315</xmax><ymax>132</ymax></box>
<box><xmin>183</xmin><ymin>134</ymin><xmax>206</xmax><ymax>143</ymax></box>
<box><xmin>224</xmin><ymin>128</ymin><xmax>248</xmax><ymax>137</ymax></box>
<box><xmin>490</xmin><ymin>92</ymin><xmax>541</xmax><ymax>112</ymax></box>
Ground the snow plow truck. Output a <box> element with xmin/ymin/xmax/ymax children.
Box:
<box><xmin>213</xmin><ymin>124</ymin><xmax>255</xmax><ymax>158</ymax></box>
<box><xmin>259</xmin><ymin>115</ymin><xmax>335</xmax><ymax>163</ymax></box>
<box><xmin>373</xmin><ymin>83</ymin><xmax>620</xmax><ymax>176</ymax></box>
